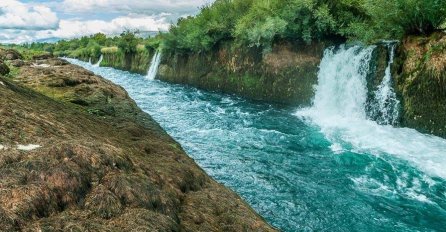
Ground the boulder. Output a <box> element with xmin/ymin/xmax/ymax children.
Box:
<box><xmin>0</xmin><ymin>62</ymin><xmax>9</xmax><ymax>75</ymax></box>
<box><xmin>0</xmin><ymin>49</ymin><xmax>23</xmax><ymax>60</ymax></box>
<box><xmin>33</xmin><ymin>53</ymin><xmax>54</xmax><ymax>60</ymax></box>
<box><xmin>10</xmin><ymin>59</ymin><xmax>25</xmax><ymax>67</ymax></box>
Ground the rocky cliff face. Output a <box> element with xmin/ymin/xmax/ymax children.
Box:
<box><xmin>101</xmin><ymin>49</ymin><xmax>154</xmax><ymax>75</ymax></box>
<box><xmin>0</xmin><ymin>53</ymin><xmax>275</xmax><ymax>231</ymax></box>
<box><xmin>158</xmin><ymin>41</ymin><xmax>331</xmax><ymax>105</ymax></box>
<box><xmin>393</xmin><ymin>32</ymin><xmax>446</xmax><ymax>138</ymax></box>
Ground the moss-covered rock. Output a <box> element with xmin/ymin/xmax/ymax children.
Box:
<box><xmin>158</xmin><ymin>40</ymin><xmax>337</xmax><ymax>105</ymax></box>
<box><xmin>393</xmin><ymin>32</ymin><xmax>446</xmax><ymax>138</ymax></box>
<box><xmin>0</xmin><ymin>53</ymin><xmax>276</xmax><ymax>231</ymax></box>
<box><xmin>0</xmin><ymin>61</ymin><xmax>9</xmax><ymax>75</ymax></box>
<box><xmin>0</xmin><ymin>48</ymin><xmax>23</xmax><ymax>60</ymax></box>
<box><xmin>100</xmin><ymin>47</ymin><xmax>154</xmax><ymax>75</ymax></box>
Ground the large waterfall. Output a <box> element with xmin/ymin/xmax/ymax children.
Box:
<box><xmin>298</xmin><ymin>45</ymin><xmax>446</xmax><ymax>179</ymax></box>
<box><xmin>308</xmin><ymin>45</ymin><xmax>375</xmax><ymax>120</ymax></box>
<box><xmin>147</xmin><ymin>51</ymin><xmax>162</xmax><ymax>80</ymax></box>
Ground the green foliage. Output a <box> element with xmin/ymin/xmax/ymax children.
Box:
<box><xmin>162</xmin><ymin>0</ymin><xmax>446</xmax><ymax>51</ymax></box>
<box><xmin>15</xmin><ymin>31</ymin><xmax>160</xmax><ymax>62</ymax></box>
<box><xmin>117</xmin><ymin>30</ymin><xmax>140</xmax><ymax>55</ymax></box>
<box><xmin>11</xmin><ymin>0</ymin><xmax>446</xmax><ymax>56</ymax></box>
<box><xmin>162</xmin><ymin>0</ymin><xmax>253</xmax><ymax>53</ymax></box>
<box><xmin>346</xmin><ymin>0</ymin><xmax>446</xmax><ymax>42</ymax></box>
<box><xmin>162</xmin><ymin>0</ymin><xmax>368</xmax><ymax>52</ymax></box>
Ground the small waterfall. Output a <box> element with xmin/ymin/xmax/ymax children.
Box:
<box><xmin>88</xmin><ymin>57</ymin><xmax>92</xmax><ymax>64</ymax></box>
<box><xmin>369</xmin><ymin>43</ymin><xmax>400</xmax><ymax>125</ymax></box>
<box><xmin>94</xmin><ymin>55</ymin><xmax>103</xmax><ymax>67</ymax></box>
<box><xmin>147</xmin><ymin>51</ymin><xmax>162</xmax><ymax>80</ymax></box>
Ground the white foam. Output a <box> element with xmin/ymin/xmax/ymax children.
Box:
<box><xmin>17</xmin><ymin>144</ymin><xmax>41</xmax><ymax>151</ymax></box>
<box><xmin>0</xmin><ymin>81</ymin><xmax>4</xmax><ymax>86</ymax></box>
<box><xmin>297</xmin><ymin>45</ymin><xmax>446</xmax><ymax>179</ymax></box>
<box><xmin>370</xmin><ymin>42</ymin><xmax>400</xmax><ymax>125</ymax></box>
<box><xmin>329</xmin><ymin>143</ymin><xmax>344</xmax><ymax>154</ymax></box>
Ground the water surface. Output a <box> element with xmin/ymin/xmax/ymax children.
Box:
<box><xmin>67</xmin><ymin>58</ymin><xmax>446</xmax><ymax>232</ymax></box>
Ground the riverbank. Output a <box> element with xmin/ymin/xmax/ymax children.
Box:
<box><xmin>0</xmin><ymin>50</ymin><xmax>275</xmax><ymax>231</ymax></box>
<box><xmin>393</xmin><ymin>32</ymin><xmax>446</xmax><ymax>138</ymax></box>
<box><xmin>83</xmin><ymin>32</ymin><xmax>445</xmax><ymax>139</ymax></box>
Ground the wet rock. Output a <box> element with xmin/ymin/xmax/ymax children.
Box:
<box><xmin>394</xmin><ymin>32</ymin><xmax>446</xmax><ymax>138</ymax></box>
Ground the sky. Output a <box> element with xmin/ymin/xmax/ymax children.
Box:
<box><xmin>0</xmin><ymin>0</ymin><xmax>213</xmax><ymax>44</ymax></box>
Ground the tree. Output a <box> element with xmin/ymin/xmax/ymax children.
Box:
<box><xmin>117</xmin><ymin>30</ymin><xmax>140</xmax><ymax>55</ymax></box>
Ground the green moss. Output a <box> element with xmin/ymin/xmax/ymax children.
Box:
<box><xmin>99</xmin><ymin>48</ymin><xmax>154</xmax><ymax>75</ymax></box>
<box><xmin>394</xmin><ymin>33</ymin><xmax>446</xmax><ymax>138</ymax></box>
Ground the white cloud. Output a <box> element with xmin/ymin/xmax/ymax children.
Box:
<box><xmin>61</xmin><ymin>0</ymin><xmax>212</xmax><ymax>15</ymax></box>
<box><xmin>0</xmin><ymin>14</ymin><xmax>171</xmax><ymax>44</ymax></box>
<box><xmin>0</xmin><ymin>0</ymin><xmax>215</xmax><ymax>44</ymax></box>
<box><xmin>51</xmin><ymin>15</ymin><xmax>170</xmax><ymax>39</ymax></box>
<box><xmin>0</xmin><ymin>0</ymin><xmax>58</xmax><ymax>29</ymax></box>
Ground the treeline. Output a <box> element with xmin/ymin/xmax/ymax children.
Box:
<box><xmin>14</xmin><ymin>0</ymin><xmax>446</xmax><ymax>57</ymax></box>
<box><xmin>162</xmin><ymin>0</ymin><xmax>446</xmax><ymax>53</ymax></box>
<box><xmin>19</xmin><ymin>31</ymin><xmax>161</xmax><ymax>60</ymax></box>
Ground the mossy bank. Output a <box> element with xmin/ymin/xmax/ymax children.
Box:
<box><xmin>0</xmin><ymin>49</ymin><xmax>276</xmax><ymax>231</ymax></box>
<box><xmin>393</xmin><ymin>32</ymin><xmax>446</xmax><ymax>138</ymax></box>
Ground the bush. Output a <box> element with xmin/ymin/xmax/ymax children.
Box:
<box><xmin>117</xmin><ymin>30</ymin><xmax>140</xmax><ymax>55</ymax></box>
<box><xmin>346</xmin><ymin>0</ymin><xmax>446</xmax><ymax>42</ymax></box>
<box><xmin>162</xmin><ymin>0</ymin><xmax>367</xmax><ymax>52</ymax></box>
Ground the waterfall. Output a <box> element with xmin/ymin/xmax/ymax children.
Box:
<box><xmin>305</xmin><ymin>45</ymin><xmax>375</xmax><ymax>120</ymax></box>
<box><xmin>369</xmin><ymin>43</ymin><xmax>400</xmax><ymax>125</ymax></box>
<box><xmin>94</xmin><ymin>55</ymin><xmax>103</xmax><ymax>67</ymax></box>
<box><xmin>147</xmin><ymin>51</ymin><xmax>162</xmax><ymax>80</ymax></box>
<box><xmin>297</xmin><ymin>45</ymin><xmax>446</xmax><ymax>179</ymax></box>
<box><xmin>88</xmin><ymin>57</ymin><xmax>92</xmax><ymax>64</ymax></box>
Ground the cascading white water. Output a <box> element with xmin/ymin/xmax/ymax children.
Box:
<box><xmin>147</xmin><ymin>51</ymin><xmax>161</xmax><ymax>80</ymax></box>
<box><xmin>94</xmin><ymin>55</ymin><xmax>103</xmax><ymax>67</ymax></box>
<box><xmin>370</xmin><ymin>43</ymin><xmax>400</xmax><ymax>125</ymax></box>
<box><xmin>309</xmin><ymin>45</ymin><xmax>375</xmax><ymax>119</ymax></box>
<box><xmin>88</xmin><ymin>57</ymin><xmax>92</xmax><ymax>64</ymax></box>
<box><xmin>297</xmin><ymin>45</ymin><xmax>446</xmax><ymax>179</ymax></box>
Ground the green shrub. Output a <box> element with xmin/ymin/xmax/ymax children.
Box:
<box><xmin>117</xmin><ymin>30</ymin><xmax>140</xmax><ymax>55</ymax></box>
<box><xmin>346</xmin><ymin>0</ymin><xmax>446</xmax><ymax>42</ymax></box>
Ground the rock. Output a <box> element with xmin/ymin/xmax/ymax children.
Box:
<box><xmin>0</xmin><ymin>62</ymin><xmax>9</xmax><ymax>75</ymax></box>
<box><xmin>10</xmin><ymin>59</ymin><xmax>25</xmax><ymax>67</ymax></box>
<box><xmin>0</xmin><ymin>49</ymin><xmax>23</xmax><ymax>60</ymax></box>
<box><xmin>158</xmin><ymin>41</ymin><xmax>332</xmax><ymax>105</ymax></box>
<box><xmin>32</xmin><ymin>53</ymin><xmax>54</xmax><ymax>60</ymax></box>
<box><xmin>393</xmin><ymin>32</ymin><xmax>446</xmax><ymax>138</ymax></box>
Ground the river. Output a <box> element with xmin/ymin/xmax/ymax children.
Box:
<box><xmin>66</xmin><ymin>46</ymin><xmax>446</xmax><ymax>232</ymax></box>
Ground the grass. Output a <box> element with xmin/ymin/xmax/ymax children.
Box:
<box><xmin>101</xmin><ymin>46</ymin><xmax>119</xmax><ymax>54</ymax></box>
